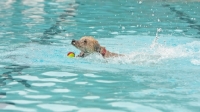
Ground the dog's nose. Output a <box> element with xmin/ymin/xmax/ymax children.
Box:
<box><xmin>71</xmin><ymin>39</ymin><xmax>76</xmax><ymax>45</ymax></box>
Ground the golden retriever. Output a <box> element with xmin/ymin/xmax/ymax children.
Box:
<box><xmin>71</xmin><ymin>36</ymin><xmax>123</xmax><ymax>58</ymax></box>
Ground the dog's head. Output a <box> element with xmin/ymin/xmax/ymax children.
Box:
<box><xmin>71</xmin><ymin>36</ymin><xmax>101</xmax><ymax>55</ymax></box>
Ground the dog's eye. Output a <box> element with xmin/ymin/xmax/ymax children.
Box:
<box><xmin>84</xmin><ymin>40</ymin><xmax>87</xmax><ymax>43</ymax></box>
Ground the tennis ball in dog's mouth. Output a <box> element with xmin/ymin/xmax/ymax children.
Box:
<box><xmin>67</xmin><ymin>52</ymin><xmax>75</xmax><ymax>58</ymax></box>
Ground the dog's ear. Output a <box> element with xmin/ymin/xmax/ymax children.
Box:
<box><xmin>94</xmin><ymin>42</ymin><xmax>101</xmax><ymax>52</ymax></box>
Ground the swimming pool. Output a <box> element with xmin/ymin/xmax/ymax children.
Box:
<box><xmin>0</xmin><ymin>0</ymin><xmax>200</xmax><ymax>111</ymax></box>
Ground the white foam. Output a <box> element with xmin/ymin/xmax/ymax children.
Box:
<box><xmin>191</xmin><ymin>59</ymin><xmax>200</xmax><ymax>65</ymax></box>
<box><xmin>102</xmin><ymin>39</ymin><xmax>200</xmax><ymax>65</ymax></box>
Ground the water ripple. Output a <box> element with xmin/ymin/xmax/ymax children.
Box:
<box><xmin>83</xmin><ymin>96</ymin><xmax>100</xmax><ymax>100</ymax></box>
<box><xmin>42</xmin><ymin>71</ymin><xmax>78</xmax><ymax>77</ymax></box>
<box><xmin>52</xmin><ymin>88</ymin><xmax>70</xmax><ymax>93</ymax></box>
<box><xmin>37</xmin><ymin>104</ymin><xmax>78</xmax><ymax>111</ymax></box>
<box><xmin>24</xmin><ymin>95</ymin><xmax>51</xmax><ymax>99</ymax></box>
<box><xmin>96</xmin><ymin>80</ymin><xmax>118</xmax><ymax>83</ymax></box>
<box><xmin>110</xmin><ymin>102</ymin><xmax>162</xmax><ymax>112</ymax></box>
<box><xmin>13</xmin><ymin>75</ymin><xmax>77</xmax><ymax>82</ymax></box>
<box><xmin>83</xmin><ymin>73</ymin><xmax>101</xmax><ymax>78</ymax></box>
<box><xmin>32</xmin><ymin>82</ymin><xmax>55</xmax><ymax>87</ymax></box>
<box><xmin>3</xmin><ymin>105</ymin><xmax>36</xmax><ymax>112</ymax></box>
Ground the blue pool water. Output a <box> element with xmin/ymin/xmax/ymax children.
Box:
<box><xmin>0</xmin><ymin>0</ymin><xmax>200</xmax><ymax>112</ymax></box>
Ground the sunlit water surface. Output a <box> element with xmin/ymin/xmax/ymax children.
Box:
<box><xmin>0</xmin><ymin>0</ymin><xmax>200</xmax><ymax>112</ymax></box>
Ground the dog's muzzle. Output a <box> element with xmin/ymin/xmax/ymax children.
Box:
<box><xmin>71</xmin><ymin>39</ymin><xmax>76</xmax><ymax>45</ymax></box>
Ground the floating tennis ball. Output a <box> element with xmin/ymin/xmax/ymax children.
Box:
<box><xmin>67</xmin><ymin>52</ymin><xmax>75</xmax><ymax>58</ymax></box>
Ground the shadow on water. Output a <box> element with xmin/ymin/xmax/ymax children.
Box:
<box><xmin>0</xmin><ymin>64</ymin><xmax>30</xmax><ymax>88</ymax></box>
<box><xmin>0</xmin><ymin>64</ymin><xmax>30</xmax><ymax>109</ymax></box>
<box><xmin>163</xmin><ymin>4</ymin><xmax>200</xmax><ymax>38</ymax></box>
<box><xmin>39</xmin><ymin>2</ymin><xmax>79</xmax><ymax>44</ymax></box>
<box><xmin>0</xmin><ymin>1</ymin><xmax>79</xmax><ymax>90</ymax></box>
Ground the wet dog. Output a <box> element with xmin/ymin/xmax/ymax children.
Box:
<box><xmin>71</xmin><ymin>36</ymin><xmax>123</xmax><ymax>58</ymax></box>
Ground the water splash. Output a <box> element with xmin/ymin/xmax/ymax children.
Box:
<box><xmin>151</xmin><ymin>28</ymin><xmax>162</xmax><ymax>48</ymax></box>
<box><xmin>0</xmin><ymin>35</ymin><xmax>200</xmax><ymax>66</ymax></box>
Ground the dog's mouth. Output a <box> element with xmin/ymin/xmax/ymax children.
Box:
<box><xmin>71</xmin><ymin>39</ymin><xmax>76</xmax><ymax>45</ymax></box>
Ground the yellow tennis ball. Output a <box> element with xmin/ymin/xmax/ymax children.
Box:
<box><xmin>67</xmin><ymin>52</ymin><xmax>75</xmax><ymax>58</ymax></box>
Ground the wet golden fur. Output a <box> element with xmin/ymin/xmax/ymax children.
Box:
<box><xmin>71</xmin><ymin>36</ymin><xmax>122</xmax><ymax>58</ymax></box>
